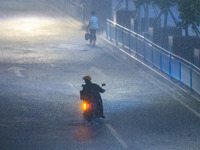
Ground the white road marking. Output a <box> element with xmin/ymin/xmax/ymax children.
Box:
<box><xmin>142</xmin><ymin>73</ymin><xmax>200</xmax><ymax>118</ymax></box>
<box><xmin>8</xmin><ymin>66</ymin><xmax>24</xmax><ymax>77</ymax></box>
<box><xmin>106</xmin><ymin>124</ymin><xmax>129</xmax><ymax>149</ymax></box>
<box><xmin>171</xmin><ymin>93</ymin><xmax>200</xmax><ymax>118</ymax></box>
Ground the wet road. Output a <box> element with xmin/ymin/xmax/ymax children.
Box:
<box><xmin>0</xmin><ymin>0</ymin><xmax>200</xmax><ymax>150</ymax></box>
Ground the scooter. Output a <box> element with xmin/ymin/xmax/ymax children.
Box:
<box><xmin>82</xmin><ymin>101</ymin><xmax>98</xmax><ymax>122</ymax></box>
<box><xmin>80</xmin><ymin>83</ymin><xmax>106</xmax><ymax>124</ymax></box>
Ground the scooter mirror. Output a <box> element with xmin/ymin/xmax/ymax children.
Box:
<box><xmin>102</xmin><ymin>83</ymin><xmax>106</xmax><ymax>86</ymax></box>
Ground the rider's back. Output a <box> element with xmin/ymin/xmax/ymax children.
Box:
<box><xmin>81</xmin><ymin>82</ymin><xmax>104</xmax><ymax>103</ymax></box>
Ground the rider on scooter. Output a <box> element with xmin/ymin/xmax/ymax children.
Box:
<box><xmin>82</xmin><ymin>75</ymin><xmax>106</xmax><ymax>118</ymax></box>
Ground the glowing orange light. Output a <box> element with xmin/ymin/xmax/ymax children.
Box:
<box><xmin>82</xmin><ymin>103</ymin><xmax>87</xmax><ymax>110</ymax></box>
<box><xmin>82</xmin><ymin>102</ymin><xmax>90</xmax><ymax>110</ymax></box>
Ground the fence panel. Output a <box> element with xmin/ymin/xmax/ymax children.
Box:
<box><xmin>181</xmin><ymin>63</ymin><xmax>191</xmax><ymax>87</ymax></box>
<box><xmin>123</xmin><ymin>31</ymin><xmax>130</xmax><ymax>49</ymax></box>
<box><xmin>144</xmin><ymin>43</ymin><xmax>153</xmax><ymax>64</ymax></box>
<box><xmin>171</xmin><ymin>58</ymin><xmax>180</xmax><ymax>80</ymax></box>
<box><xmin>129</xmin><ymin>35</ymin><xmax>137</xmax><ymax>53</ymax></box>
<box><xmin>161</xmin><ymin>53</ymin><xmax>170</xmax><ymax>74</ymax></box>
<box><xmin>192</xmin><ymin>70</ymin><xmax>200</xmax><ymax>94</ymax></box>
<box><xmin>106</xmin><ymin>20</ymin><xmax>200</xmax><ymax>95</ymax></box>
<box><xmin>110</xmin><ymin>24</ymin><xmax>115</xmax><ymax>42</ymax></box>
<box><xmin>137</xmin><ymin>38</ymin><xmax>144</xmax><ymax>58</ymax></box>
<box><xmin>117</xmin><ymin>28</ymin><xmax>123</xmax><ymax>47</ymax></box>
<box><xmin>152</xmin><ymin>47</ymin><xmax>160</xmax><ymax>69</ymax></box>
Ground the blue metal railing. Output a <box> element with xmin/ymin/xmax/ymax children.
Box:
<box><xmin>106</xmin><ymin>19</ymin><xmax>200</xmax><ymax>95</ymax></box>
<box><xmin>46</xmin><ymin>1</ymin><xmax>200</xmax><ymax>95</ymax></box>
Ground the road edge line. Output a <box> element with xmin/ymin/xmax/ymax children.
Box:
<box><xmin>106</xmin><ymin>124</ymin><xmax>129</xmax><ymax>149</ymax></box>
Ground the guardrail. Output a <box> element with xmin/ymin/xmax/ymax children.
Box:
<box><xmin>45</xmin><ymin>1</ymin><xmax>200</xmax><ymax>95</ymax></box>
<box><xmin>46</xmin><ymin>0</ymin><xmax>107</xmax><ymax>33</ymax></box>
<box><xmin>45</xmin><ymin>0</ymin><xmax>84</xmax><ymax>23</ymax></box>
<box><xmin>106</xmin><ymin>19</ymin><xmax>200</xmax><ymax>95</ymax></box>
<box><xmin>65</xmin><ymin>0</ymin><xmax>84</xmax><ymax>23</ymax></box>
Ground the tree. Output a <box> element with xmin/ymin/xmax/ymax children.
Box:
<box><xmin>177</xmin><ymin>0</ymin><xmax>200</xmax><ymax>37</ymax></box>
<box><xmin>134</xmin><ymin>0</ymin><xmax>153</xmax><ymax>32</ymax></box>
<box><xmin>134</xmin><ymin>0</ymin><xmax>179</xmax><ymax>31</ymax></box>
<box><xmin>152</xmin><ymin>0</ymin><xmax>178</xmax><ymax>27</ymax></box>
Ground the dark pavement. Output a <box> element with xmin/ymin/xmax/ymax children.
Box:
<box><xmin>0</xmin><ymin>0</ymin><xmax>200</xmax><ymax>150</ymax></box>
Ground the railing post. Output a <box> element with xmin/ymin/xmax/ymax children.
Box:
<box><xmin>143</xmin><ymin>38</ymin><xmax>146</xmax><ymax>61</ymax></box>
<box><xmin>160</xmin><ymin>51</ymin><xmax>162</xmax><ymax>71</ymax></box>
<box><xmin>106</xmin><ymin>22</ymin><xmax>108</xmax><ymax>40</ymax></box>
<box><xmin>169</xmin><ymin>54</ymin><xmax>172</xmax><ymax>79</ymax></box>
<box><xmin>122</xmin><ymin>30</ymin><xmax>124</xmax><ymax>49</ymax></box>
<box><xmin>128</xmin><ymin>31</ymin><xmax>131</xmax><ymax>52</ymax></box>
<box><xmin>82</xmin><ymin>6</ymin><xmax>85</xmax><ymax>25</ymax></box>
<box><xmin>135</xmin><ymin>36</ymin><xmax>138</xmax><ymax>57</ymax></box>
<box><xmin>179</xmin><ymin>59</ymin><xmax>182</xmax><ymax>85</ymax></box>
<box><xmin>190</xmin><ymin>63</ymin><xmax>193</xmax><ymax>90</ymax></box>
<box><xmin>151</xmin><ymin>45</ymin><xmax>154</xmax><ymax>68</ymax></box>
<box><xmin>115</xmin><ymin>27</ymin><xmax>118</xmax><ymax>46</ymax></box>
<box><xmin>109</xmin><ymin>24</ymin><xmax>112</xmax><ymax>41</ymax></box>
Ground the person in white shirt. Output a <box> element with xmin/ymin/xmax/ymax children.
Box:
<box><xmin>87</xmin><ymin>11</ymin><xmax>99</xmax><ymax>46</ymax></box>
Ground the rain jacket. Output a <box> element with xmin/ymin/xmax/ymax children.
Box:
<box><xmin>81</xmin><ymin>81</ymin><xmax>105</xmax><ymax>103</ymax></box>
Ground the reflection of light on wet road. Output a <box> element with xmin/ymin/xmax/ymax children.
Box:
<box><xmin>75</xmin><ymin>126</ymin><xmax>94</xmax><ymax>142</ymax></box>
<box><xmin>0</xmin><ymin>16</ymin><xmax>83</xmax><ymax>64</ymax></box>
<box><xmin>14</xmin><ymin>18</ymin><xmax>42</xmax><ymax>33</ymax></box>
<box><xmin>0</xmin><ymin>17</ymin><xmax>80</xmax><ymax>41</ymax></box>
<box><xmin>75</xmin><ymin>123</ymin><xmax>129</xmax><ymax>149</ymax></box>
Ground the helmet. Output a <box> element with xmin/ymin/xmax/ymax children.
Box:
<box><xmin>83</xmin><ymin>75</ymin><xmax>91</xmax><ymax>81</ymax></box>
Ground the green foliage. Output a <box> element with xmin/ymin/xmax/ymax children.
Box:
<box><xmin>152</xmin><ymin>0</ymin><xmax>178</xmax><ymax>10</ymax></box>
<box><xmin>133</xmin><ymin>0</ymin><xmax>200</xmax><ymax>36</ymax></box>
<box><xmin>177</xmin><ymin>0</ymin><xmax>200</xmax><ymax>36</ymax></box>
<box><xmin>134</xmin><ymin>0</ymin><xmax>153</xmax><ymax>8</ymax></box>
<box><xmin>135</xmin><ymin>0</ymin><xmax>178</xmax><ymax>9</ymax></box>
